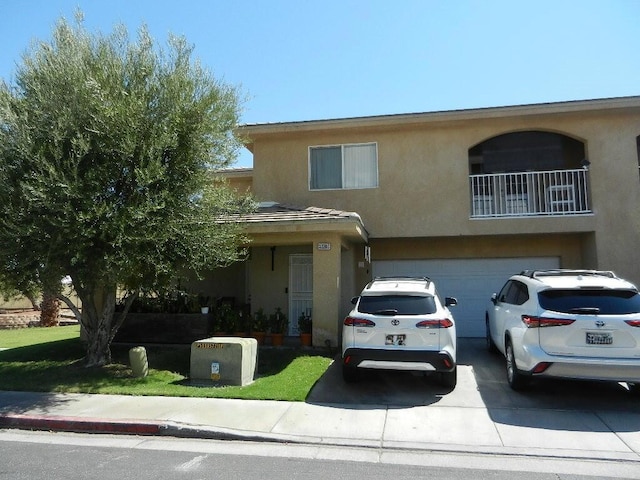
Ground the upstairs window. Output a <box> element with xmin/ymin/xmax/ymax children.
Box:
<box><xmin>309</xmin><ymin>142</ymin><xmax>378</xmax><ymax>190</ymax></box>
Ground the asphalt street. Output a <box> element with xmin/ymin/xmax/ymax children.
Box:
<box><xmin>1</xmin><ymin>339</ymin><xmax>640</xmax><ymax>473</ymax></box>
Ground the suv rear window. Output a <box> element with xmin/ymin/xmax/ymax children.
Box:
<box><xmin>358</xmin><ymin>295</ymin><xmax>437</xmax><ymax>315</ymax></box>
<box><xmin>538</xmin><ymin>289</ymin><xmax>640</xmax><ymax>315</ymax></box>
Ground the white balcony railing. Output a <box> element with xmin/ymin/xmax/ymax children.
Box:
<box><xmin>470</xmin><ymin>169</ymin><xmax>591</xmax><ymax>218</ymax></box>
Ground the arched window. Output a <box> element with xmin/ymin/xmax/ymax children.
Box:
<box><xmin>469</xmin><ymin>131</ymin><xmax>585</xmax><ymax>174</ymax></box>
<box><xmin>468</xmin><ymin>131</ymin><xmax>590</xmax><ymax>217</ymax></box>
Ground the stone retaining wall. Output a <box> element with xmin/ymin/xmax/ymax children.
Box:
<box><xmin>0</xmin><ymin>313</ymin><xmax>40</xmax><ymax>329</ymax></box>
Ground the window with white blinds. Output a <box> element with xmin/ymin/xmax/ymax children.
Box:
<box><xmin>309</xmin><ymin>142</ymin><xmax>378</xmax><ymax>190</ymax></box>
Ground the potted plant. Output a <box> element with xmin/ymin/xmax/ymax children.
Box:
<box><xmin>269</xmin><ymin>307</ymin><xmax>288</xmax><ymax>346</ymax></box>
<box><xmin>198</xmin><ymin>293</ymin><xmax>210</xmax><ymax>314</ymax></box>
<box><xmin>215</xmin><ymin>303</ymin><xmax>236</xmax><ymax>335</ymax></box>
<box><xmin>251</xmin><ymin>308</ymin><xmax>268</xmax><ymax>345</ymax></box>
<box><xmin>235</xmin><ymin>309</ymin><xmax>247</xmax><ymax>336</ymax></box>
<box><xmin>298</xmin><ymin>312</ymin><xmax>312</xmax><ymax>346</ymax></box>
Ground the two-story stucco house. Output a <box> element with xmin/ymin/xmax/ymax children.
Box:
<box><xmin>202</xmin><ymin>96</ymin><xmax>640</xmax><ymax>347</ymax></box>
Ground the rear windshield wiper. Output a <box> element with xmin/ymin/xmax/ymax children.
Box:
<box><xmin>569</xmin><ymin>307</ymin><xmax>601</xmax><ymax>314</ymax></box>
<box><xmin>372</xmin><ymin>309</ymin><xmax>398</xmax><ymax>315</ymax></box>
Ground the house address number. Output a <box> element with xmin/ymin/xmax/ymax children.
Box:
<box><xmin>317</xmin><ymin>242</ymin><xmax>331</xmax><ymax>251</ymax></box>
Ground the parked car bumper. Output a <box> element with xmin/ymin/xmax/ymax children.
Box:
<box><xmin>515</xmin><ymin>344</ymin><xmax>640</xmax><ymax>382</ymax></box>
<box><xmin>342</xmin><ymin>347</ymin><xmax>456</xmax><ymax>372</ymax></box>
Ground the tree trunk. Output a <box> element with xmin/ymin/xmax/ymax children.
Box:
<box><xmin>84</xmin><ymin>315</ymin><xmax>112</xmax><ymax>367</ymax></box>
<box><xmin>74</xmin><ymin>282</ymin><xmax>138</xmax><ymax>367</ymax></box>
<box><xmin>76</xmin><ymin>284</ymin><xmax>117</xmax><ymax>367</ymax></box>
<box><xmin>40</xmin><ymin>290</ymin><xmax>60</xmax><ymax>327</ymax></box>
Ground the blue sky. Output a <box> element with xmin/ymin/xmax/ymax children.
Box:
<box><xmin>1</xmin><ymin>0</ymin><xmax>638</xmax><ymax>167</ymax></box>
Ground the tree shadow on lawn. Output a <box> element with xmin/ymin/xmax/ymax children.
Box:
<box><xmin>112</xmin><ymin>343</ymin><xmax>335</xmax><ymax>378</ymax></box>
<box><xmin>0</xmin><ymin>338</ymin><xmax>333</xmax><ymax>396</ymax></box>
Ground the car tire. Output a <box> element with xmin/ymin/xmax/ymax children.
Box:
<box><xmin>439</xmin><ymin>366</ymin><xmax>457</xmax><ymax>390</ymax></box>
<box><xmin>486</xmin><ymin>316</ymin><xmax>498</xmax><ymax>354</ymax></box>
<box><xmin>505</xmin><ymin>339</ymin><xmax>529</xmax><ymax>391</ymax></box>
<box><xmin>342</xmin><ymin>364</ymin><xmax>359</xmax><ymax>383</ymax></box>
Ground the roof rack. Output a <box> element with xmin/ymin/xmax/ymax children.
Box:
<box><xmin>520</xmin><ymin>269</ymin><xmax>617</xmax><ymax>279</ymax></box>
<box><xmin>367</xmin><ymin>276</ymin><xmax>432</xmax><ymax>289</ymax></box>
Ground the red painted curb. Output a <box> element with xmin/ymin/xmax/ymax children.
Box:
<box><xmin>0</xmin><ymin>414</ymin><xmax>162</xmax><ymax>435</ymax></box>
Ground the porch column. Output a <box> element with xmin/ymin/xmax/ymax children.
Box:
<box><xmin>312</xmin><ymin>233</ymin><xmax>341</xmax><ymax>348</ymax></box>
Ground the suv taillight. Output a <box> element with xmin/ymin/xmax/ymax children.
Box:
<box><xmin>521</xmin><ymin>315</ymin><xmax>575</xmax><ymax>328</ymax></box>
<box><xmin>625</xmin><ymin>320</ymin><xmax>640</xmax><ymax>327</ymax></box>
<box><xmin>416</xmin><ymin>319</ymin><xmax>453</xmax><ymax>328</ymax></box>
<box><xmin>344</xmin><ymin>317</ymin><xmax>376</xmax><ymax>327</ymax></box>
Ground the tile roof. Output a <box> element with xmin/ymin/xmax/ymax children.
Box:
<box><xmin>237</xmin><ymin>203</ymin><xmax>364</xmax><ymax>224</ymax></box>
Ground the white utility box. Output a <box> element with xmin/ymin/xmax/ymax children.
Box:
<box><xmin>190</xmin><ymin>337</ymin><xmax>257</xmax><ymax>386</ymax></box>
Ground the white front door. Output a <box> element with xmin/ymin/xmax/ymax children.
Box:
<box><xmin>289</xmin><ymin>254</ymin><xmax>313</xmax><ymax>335</ymax></box>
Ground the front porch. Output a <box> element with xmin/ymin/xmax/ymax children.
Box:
<box><xmin>219</xmin><ymin>203</ymin><xmax>369</xmax><ymax>348</ymax></box>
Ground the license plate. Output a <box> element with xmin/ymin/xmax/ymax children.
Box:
<box><xmin>586</xmin><ymin>332</ymin><xmax>613</xmax><ymax>345</ymax></box>
<box><xmin>386</xmin><ymin>334</ymin><xmax>406</xmax><ymax>346</ymax></box>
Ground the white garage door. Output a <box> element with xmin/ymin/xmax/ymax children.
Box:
<box><xmin>372</xmin><ymin>257</ymin><xmax>560</xmax><ymax>337</ymax></box>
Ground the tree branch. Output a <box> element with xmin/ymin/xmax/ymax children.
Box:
<box><xmin>109</xmin><ymin>290</ymin><xmax>139</xmax><ymax>343</ymax></box>
<box><xmin>57</xmin><ymin>293</ymin><xmax>82</xmax><ymax>323</ymax></box>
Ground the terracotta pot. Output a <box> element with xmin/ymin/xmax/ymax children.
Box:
<box><xmin>300</xmin><ymin>333</ymin><xmax>312</xmax><ymax>346</ymax></box>
<box><xmin>270</xmin><ymin>333</ymin><xmax>284</xmax><ymax>346</ymax></box>
<box><xmin>252</xmin><ymin>332</ymin><xmax>266</xmax><ymax>345</ymax></box>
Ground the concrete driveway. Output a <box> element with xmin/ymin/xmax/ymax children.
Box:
<box><xmin>309</xmin><ymin>338</ymin><xmax>639</xmax><ymax>411</ymax></box>
<box><xmin>2</xmin><ymin>338</ymin><xmax>639</xmax><ymax>466</ymax></box>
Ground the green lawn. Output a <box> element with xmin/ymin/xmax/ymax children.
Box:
<box><xmin>0</xmin><ymin>325</ymin><xmax>333</xmax><ymax>401</ymax></box>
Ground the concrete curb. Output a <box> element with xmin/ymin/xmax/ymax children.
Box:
<box><xmin>3</xmin><ymin>413</ymin><xmax>640</xmax><ymax>466</ymax></box>
<box><xmin>0</xmin><ymin>414</ymin><xmax>163</xmax><ymax>436</ymax></box>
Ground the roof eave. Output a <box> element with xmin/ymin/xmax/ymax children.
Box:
<box><xmin>236</xmin><ymin>95</ymin><xmax>640</xmax><ymax>137</ymax></box>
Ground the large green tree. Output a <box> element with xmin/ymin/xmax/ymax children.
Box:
<box><xmin>0</xmin><ymin>14</ymin><xmax>253</xmax><ymax>366</ymax></box>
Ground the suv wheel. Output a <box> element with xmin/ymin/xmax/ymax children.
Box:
<box><xmin>439</xmin><ymin>366</ymin><xmax>457</xmax><ymax>389</ymax></box>
<box><xmin>505</xmin><ymin>339</ymin><xmax>528</xmax><ymax>391</ymax></box>
<box><xmin>342</xmin><ymin>364</ymin><xmax>359</xmax><ymax>383</ymax></box>
<box><xmin>486</xmin><ymin>317</ymin><xmax>498</xmax><ymax>353</ymax></box>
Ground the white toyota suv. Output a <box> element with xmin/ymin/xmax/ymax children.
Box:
<box><xmin>341</xmin><ymin>276</ymin><xmax>458</xmax><ymax>388</ymax></box>
<box><xmin>486</xmin><ymin>269</ymin><xmax>640</xmax><ymax>391</ymax></box>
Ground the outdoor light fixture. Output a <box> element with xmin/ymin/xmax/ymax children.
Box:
<box><xmin>581</xmin><ymin>158</ymin><xmax>591</xmax><ymax>170</ymax></box>
<box><xmin>270</xmin><ymin>246</ymin><xmax>276</xmax><ymax>271</ymax></box>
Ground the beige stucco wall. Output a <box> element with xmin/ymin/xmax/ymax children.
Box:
<box><xmin>226</xmin><ymin>175</ymin><xmax>253</xmax><ymax>195</ymax></box>
<box><xmin>248</xmin><ymin>245</ymin><xmax>311</xmax><ymax>318</ymax></box>
<box><xmin>246</xmin><ymin>241</ymin><xmax>361</xmax><ymax>347</ymax></box>
<box><xmin>245</xmin><ymin>104</ymin><xmax>640</xmax><ymax>286</ymax></box>
<box><xmin>370</xmin><ymin>234</ymin><xmax>587</xmax><ymax>266</ymax></box>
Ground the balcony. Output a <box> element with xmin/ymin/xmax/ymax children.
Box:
<box><xmin>470</xmin><ymin>169</ymin><xmax>591</xmax><ymax>218</ymax></box>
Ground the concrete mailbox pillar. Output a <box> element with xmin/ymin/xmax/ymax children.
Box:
<box><xmin>190</xmin><ymin>337</ymin><xmax>257</xmax><ymax>386</ymax></box>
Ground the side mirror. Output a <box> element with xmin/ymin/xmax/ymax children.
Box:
<box><xmin>445</xmin><ymin>297</ymin><xmax>457</xmax><ymax>307</ymax></box>
<box><xmin>490</xmin><ymin>293</ymin><xmax>497</xmax><ymax>305</ymax></box>
<box><xmin>351</xmin><ymin>296</ymin><xmax>359</xmax><ymax>305</ymax></box>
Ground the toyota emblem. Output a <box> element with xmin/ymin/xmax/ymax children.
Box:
<box><xmin>595</xmin><ymin>320</ymin><xmax>606</xmax><ymax>328</ymax></box>
<box><xmin>391</xmin><ymin>319</ymin><xmax>400</xmax><ymax>326</ymax></box>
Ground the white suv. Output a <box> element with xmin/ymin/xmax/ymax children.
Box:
<box><xmin>341</xmin><ymin>277</ymin><xmax>458</xmax><ymax>388</ymax></box>
<box><xmin>486</xmin><ymin>269</ymin><xmax>640</xmax><ymax>391</ymax></box>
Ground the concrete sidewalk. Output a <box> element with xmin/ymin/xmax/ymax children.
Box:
<box><xmin>2</xmin><ymin>339</ymin><xmax>640</xmax><ymax>463</ymax></box>
<box><xmin>2</xmin><ymin>369</ymin><xmax>640</xmax><ymax>462</ymax></box>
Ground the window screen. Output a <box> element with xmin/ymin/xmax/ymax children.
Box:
<box><xmin>310</xmin><ymin>143</ymin><xmax>377</xmax><ymax>190</ymax></box>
